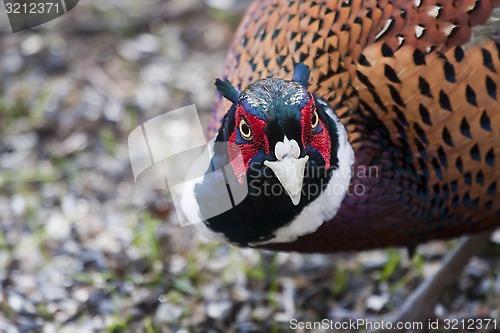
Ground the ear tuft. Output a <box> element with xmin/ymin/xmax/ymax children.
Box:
<box><xmin>215</xmin><ymin>78</ymin><xmax>240</xmax><ymax>104</ymax></box>
<box><xmin>292</xmin><ymin>63</ymin><xmax>310</xmax><ymax>88</ymax></box>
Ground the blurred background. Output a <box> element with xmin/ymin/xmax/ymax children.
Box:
<box><xmin>0</xmin><ymin>0</ymin><xmax>499</xmax><ymax>332</ymax></box>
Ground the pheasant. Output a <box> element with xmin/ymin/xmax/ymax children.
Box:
<box><xmin>182</xmin><ymin>0</ymin><xmax>500</xmax><ymax>325</ymax></box>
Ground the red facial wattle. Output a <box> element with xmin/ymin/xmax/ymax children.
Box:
<box><xmin>228</xmin><ymin>105</ymin><xmax>269</xmax><ymax>183</ymax></box>
<box><xmin>300</xmin><ymin>97</ymin><xmax>331</xmax><ymax>169</ymax></box>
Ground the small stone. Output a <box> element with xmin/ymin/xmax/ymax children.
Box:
<box><xmin>8</xmin><ymin>293</ymin><xmax>25</xmax><ymax>312</ymax></box>
<box><xmin>18</xmin><ymin>322</ymin><xmax>42</xmax><ymax>332</ymax></box>
<box><xmin>251</xmin><ymin>306</ymin><xmax>271</xmax><ymax>321</ymax></box>
<box><xmin>49</xmin><ymin>36</ymin><xmax>67</xmax><ymax>57</ymax></box>
<box><xmin>232</xmin><ymin>285</ymin><xmax>250</xmax><ymax>302</ymax></box>
<box><xmin>435</xmin><ymin>303</ymin><xmax>445</xmax><ymax>317</ymax></box>
<box><xmin>7</xmin><ymin>133</ymin><xmax>37</xmax><ymax>152</ymax></box>
<box><xmin>418</xmin><ymin>242</ymin><xmax>449</xmax><ymax>260</ymax></box>
<box><xmin>73</xmin><ymin>287</ymin><xmax>90</xmax><ymax>303</ymax></box>
<box><xmin>491</xmin><ymin>229</ymin><xmax>500</xmax><ymax>245</ymax></box>
<box><xmin>42</xmin><ymin>322</ymin><xmax>56</xmax><ymax>333</ymax></box>
<box><xmin>97</xmin><ymin>299</ymin><xmax>113</xmax><ymax>315</ymax></box>
<box><xmin>495</xmin><ymin>275</ymin><xmax>500</xmax><ymax>294</ymax></box>
<box><xmin>131</xmin><ymin>287</ymin><xmax>154</xmax><ymax>306</ymax></box>
<box><xmin>3</xmin><ymin>51</ymin><xmax>23</xmax><ymax>73</ymax></box>
<box><xmin>206</xmin><ymin>300</ymin><xmax>232</xmax><ymax>320</ymax></box>
<box><xmin>360</xmin><ymin>251</ymin><xmax>388</xmax><ymax>271</ymax></box>
<box><xmin>41</xmin><ymin>286</ymin><xmax>68</xmax><ymax>302</ymax></box>
<box><xmin>205</xmin><ymin>0</ymin><xmax>235</xmax><ymax>10</ymax></box>
<box><xmin>422</xmin><ymin>261</ymin><xmax>441</xmax><ymax>279</ymax></box>
<box><xmin>14</xmin><ymin>274</ymin><xmax>37</xmax><ymax>293</ymax></box>
<box><xmin>118</xmin><ymin>34</ymin><xmax>159</xmax><ymax>62</ymax></box>
<box><xmin>478</xmin><ymin>278</ymin><xmax>493</xmax><ymax>298</ymax></box>
<box><xmin>11</xmin><ymin>195</ymin><xmax>26</xmax><ymax>216</ymax></box>
<box><xmin>236</xmin><ymin>304</ymin><xmax>252</xmax><ymax>322</ymax></box>
<box><xmin>169</xmin><ymin>255</ymin><xmax>187</xmax><ymax>275</ymax></box>
<box><xmin>79</xmin><ymin>88</ymin><xmax>104</xmax><ymax>121</ymax></box>
<box><xmin>103</xmin><ymin>100</ymin><xmax>123</xmax><ymax>122</ymax></box>
<box><xmin>21</xmin><ymin>35</ymin><xmax>43</xmax><ymax>55</ymax></box>
<box><xmin>54</xmin><ymin>300</ymin><xmax>79</xmax><ymax>322</ymax></box>
<box><xmin>154</xmin><ymin>303</ymin><xmax>184</xmax><ymax>323</ymax></box>
<box><xmin>46</xmin><ymin>211</ymin><xmax>71</xmax><ymax>240</ymax></box>
<box><xmin>80</xmin><ymin>251</ymin><xmax>107</xmax><ymax>270</ymax></box>
<box><xmin>132</xmin><ymin>34</ymin><xmax>159</xmax><ymax>54</ymax></box>
<box><xmin>61</xmin><ymin>239</ymin><xmax>81</xmax><ymax>256</ymax></box>
<box><xmin>59</xmin><ymin>132</ymin><xmax>88</xmax><ymax>156</ymax></box>
<box><xmin>200</xmin><ymin>284</ymin><xmax>218</xmax><ymax>300</ymax></box>
<box><xmin>466</xmin><ymin>257</ymin><xmax>489</xmax><ymax>279</ymax></box>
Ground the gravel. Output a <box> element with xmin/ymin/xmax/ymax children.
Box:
<box><xmin>0</xmin><ymin>1</ymin><xmax>499</xmax><ymax>332</ymax></box>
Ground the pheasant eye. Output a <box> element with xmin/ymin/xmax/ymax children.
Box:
<box><xmin>311</xmin><ymin>110</ymin><xmax>319</xmax><ymax>130</ymax></box>
<box><xmin>239</xmin><ymin>118</ymin><xmax>252</xmax><ymax>140</ymax></box>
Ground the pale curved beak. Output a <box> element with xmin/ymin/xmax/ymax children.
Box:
<box><xmin>264</xmin><ymin>136</ymin><xmax>309</xmax><ymax>205</ymax></box>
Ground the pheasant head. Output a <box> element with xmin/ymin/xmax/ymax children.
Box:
<box><xmin>183</xmin><ymin>64</ymin><xmax>354</xmax><ymax>247</ymax></box>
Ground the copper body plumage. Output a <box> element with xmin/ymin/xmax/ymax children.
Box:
<box><xmin>210</xmin><ymin>0</ymin><xmax>500</xmax><ymax>252</ymax></box>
